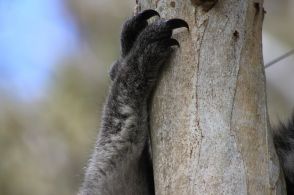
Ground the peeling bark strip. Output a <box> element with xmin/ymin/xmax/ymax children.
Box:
<box><xmin>137</xmin><ymin>0</ymin><xmax>286</xmax><ymax>194</ymax></box>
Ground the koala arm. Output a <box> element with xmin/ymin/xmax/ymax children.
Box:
<box><xmin>80</xmin><ymin>70</ymin><xmax>151</xmax><ymax>195</ymax></box>
<box><xmin>79</xmin><ymin>10</ymin><xmax>188</xmax><ymax>195</ymax></box>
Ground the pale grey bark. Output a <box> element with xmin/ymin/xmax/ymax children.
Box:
<box><xmin>137</xmin><ymin>0</ymin><xmax>286</xmax><ymax>194</ymax></box>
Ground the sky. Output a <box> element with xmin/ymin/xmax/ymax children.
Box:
<box><xmin>0</xmin><ymin>0</ymin><xmax>79</xmax><ymax>100</ymax></box>
<box><xmin>0</xmin><ymin>0</ymin><xmax>293</xmax><ymax>103</ymax></box>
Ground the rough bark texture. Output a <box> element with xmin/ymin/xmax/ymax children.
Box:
<box><xmin>137</xmin><ymin>0</ymin><xmax>286</xmax><ymax>194</ymax></box>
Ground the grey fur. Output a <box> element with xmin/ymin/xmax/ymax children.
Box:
<box><xmin>79</xmin><ymin>10</ymin><xmax>188</xmax><ymax>195</ymax></box>
<box><xmin>273</xmin><ymin>116</ymin><xmax>294</xmax><ymax>193</ymax></box>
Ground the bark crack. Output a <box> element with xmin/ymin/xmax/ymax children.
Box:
<box><xmin>194</xmin><ymin>17</ymin><xmax>208</xmax><ymax>172</ymax></box>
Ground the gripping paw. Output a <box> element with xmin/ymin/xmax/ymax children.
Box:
<box><xmin>110</xmin><ymin>9</ymin><xmax>188</xmax><ymax>98</ymax></box>
<box><xmin>110</xmin><ymin>10</ymin><xmax>160</xmax><ymax>80</ymax></box>
<box><xmin>121</xmin><ymin>9</ymin><xmax>160</xmax><ymax>57</ymax></box>
<box><xmin>118</xmin><ymin>17</ymin><xmax>189</xmax><ymax>96</ymax></box>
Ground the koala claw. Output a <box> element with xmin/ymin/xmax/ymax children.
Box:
<box><xmin>166</xmin><ymin>18</ymin><xmax>189</xmax><ymax>31</ymax></box>
<box><xmin>166</xmin><ymin>38</ymin><xmax>180</xmax><ymax>47</ymax></box>
<box><xmin>137</xmin><ymin>9</ymin><xmax>160</xmax><ymax>21</ymax></box>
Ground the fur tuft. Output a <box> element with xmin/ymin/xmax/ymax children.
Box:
<box><xmin>273</xmin><ymin>115</ymin><xmax>294</xmax><ymax>194</ymax></box>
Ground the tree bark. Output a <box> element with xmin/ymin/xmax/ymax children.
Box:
<box><xmin>137</xmin><ymin>0</ymin><xmax>286</xmax><ymax>194</ymax></box>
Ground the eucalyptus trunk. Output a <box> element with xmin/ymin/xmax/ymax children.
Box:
<box><xmin>136</xmin><ymin>0</ymin><xmax>286</xmax><ymax>194</ymax></box>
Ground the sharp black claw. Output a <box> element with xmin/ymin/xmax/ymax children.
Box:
<box><xmin>168</xmin><ymin>39</ymin><xmax>180</xmax><ymax>47</ymax></box>
<box><xmin>166</xmin><ymin>19</ymin><xmax>189</xmax><ymax>30</ymax></box>
<box><xmin>138</xmin><ymin>9</ymin><xmax>160</xmax><ymax>21</ymax></box>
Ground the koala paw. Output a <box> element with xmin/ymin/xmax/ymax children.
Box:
<box><xmin>121</xmin><ymin>9</ymin><xmax>160</xmax><ymax>57</ymax></box>
<box><xmin>116</xmin><ymin>14</ymin><xmax>189</xmax><ymax>97</ymax></box>
<box><xmin>129</xmin><ymin>18</ymin><xmax>188</xmax><ymax>81</ymax></box>
<box><xmin>110</xmin><ymin>10</ymin><xmax>160</xmax><ymax>80</ymax></box>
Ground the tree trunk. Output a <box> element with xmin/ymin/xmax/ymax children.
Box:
<box><xmin>137</xmin><ymin>0</ymin><xmax>286</xmax><ymax>194</ymax></box>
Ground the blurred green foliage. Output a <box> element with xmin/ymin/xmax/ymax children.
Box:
<box><xmin>0</xmin><ymin>0</ymin><xmax>134</xmax><ymax>194</ymax></box>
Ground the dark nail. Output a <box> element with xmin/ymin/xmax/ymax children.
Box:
<box><xmin>166</xmin><ymin>19</ymin><xmax>189</xmax><ymax>30</ymax></box>
<box><xmin>138</xmin><ymin>9</ymin><xmax>160</xmax><ymax>20</ymax></box>
<box><xmin>168</xmin><ymin>39</ymin><xmax>180</xmax><ymax>47</ymax></box>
